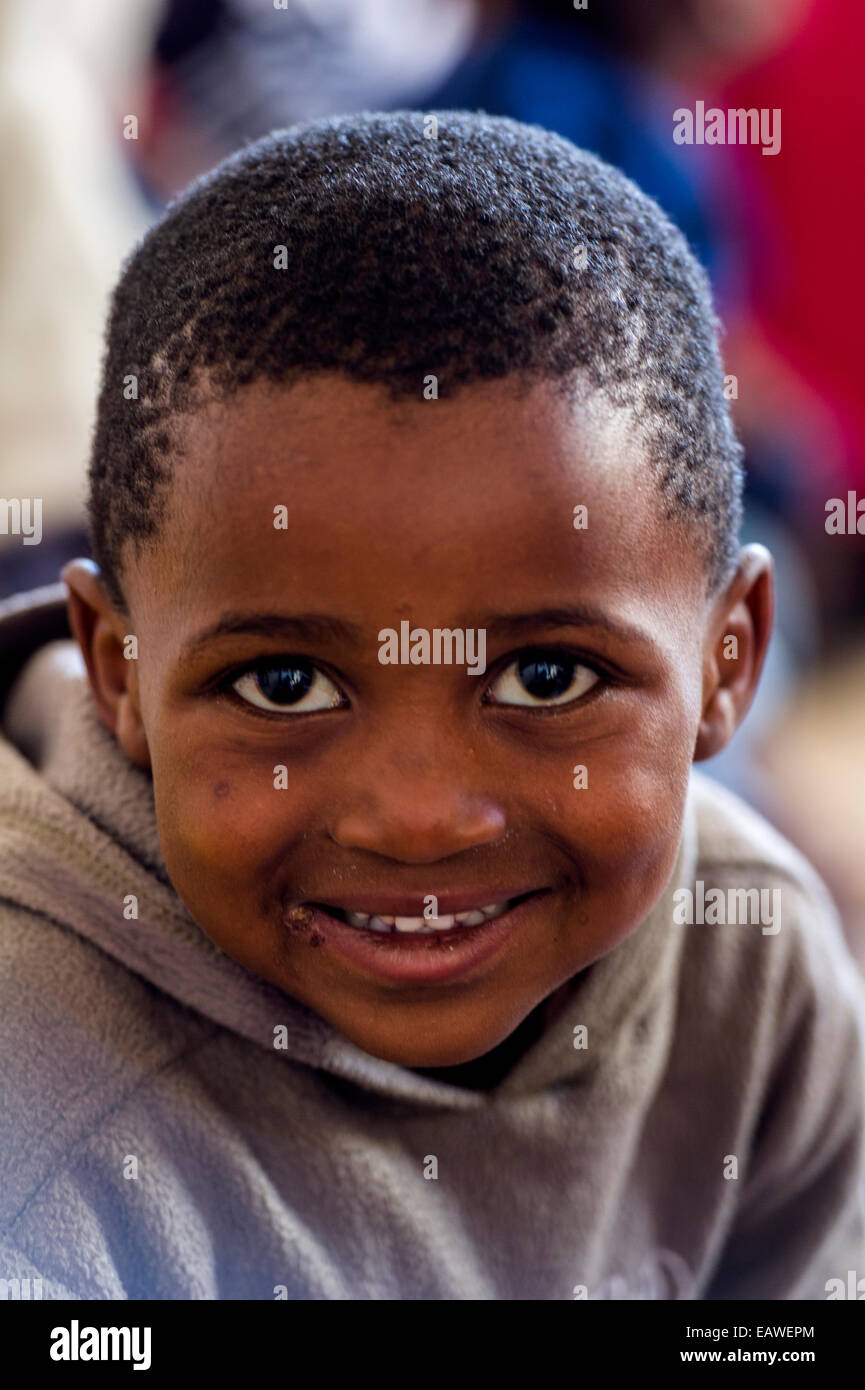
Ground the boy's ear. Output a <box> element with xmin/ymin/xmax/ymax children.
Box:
<box><xmin>693</xmin><ymin>544</ymin><xmax>774</xmax><ymax>763</ymax></box>
<box><xmin>60</xmin><ymin>558</ymin><xmax>151</xmax><ymax>771</ymax></box>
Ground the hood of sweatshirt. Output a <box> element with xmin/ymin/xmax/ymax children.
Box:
<box><xmin>0</xmin><ymin>584</ymin><xmax>697</xmax><ymax>1110</ymax></box>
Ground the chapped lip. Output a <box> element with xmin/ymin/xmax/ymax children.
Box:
<box><xmin>297</xmin><ymin>887</ymin><xmax>548</xmax><ymax>919</ymax></box>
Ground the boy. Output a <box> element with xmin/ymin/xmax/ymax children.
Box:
<box><xmin>0</xmin><ymin>109</ymin><xmax>863</xmax><ymax>1301</ymax></box>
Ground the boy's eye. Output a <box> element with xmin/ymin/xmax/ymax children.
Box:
<box><xmin>231</xmin><ymin>660</ymin><xmax>345</xmax><ymax>713</ymax></box>
<box><xmin>487</xmin><ymin>652</ymin><xmax>599</xmax><ymax>708</ymax></box>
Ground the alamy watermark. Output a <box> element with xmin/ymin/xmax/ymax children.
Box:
<box><xmin>825</xmin><ymin>491</ymin><xmax>865</xmax><ymax>534</ymax></box>
<box><xmin>0</xmin><ymin>497</ymin><xmax>42</xmax><ymax>545</ymax></box>
<box><xmin>50</xmin><ymin>1321</ymin><xmax>151</xmax><ymax>1370</ymax></box>
<box><xmin>1</xmin><ymin>1277</ymin><xmax>42</xmax><ymax>1299</ymax></box>
<box><xmin>825</xmin><ymin>1270</ymin><xmax>865</xmax><ymax>1299</ymax></box>
<box><xmin>673</xmin><ymin>881</ymin><xmax>781</xmax><ymax>934</ymax></box>
<box><xmin>673</xmin><ymin>102</ymin><xmax>781</xmax><ymax>156</ymax></box>
<box><xmin>378</xmin><ymin>621</ymin><xmax>486</xmax><ymax>675</ymax></box>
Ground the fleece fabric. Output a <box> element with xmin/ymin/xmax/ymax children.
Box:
<box><xmin>0</xmin><ymin>584</ymin><xmax>864</xmax><ymax>1301</ymax></box>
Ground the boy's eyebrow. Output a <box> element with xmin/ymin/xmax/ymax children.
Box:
<box><xmin>182</xmin><ymin>605</ymin><xmax>656</xmax><ymax>661</ymax></box>
<box><xmin>183</xmin><ymin>612</ymin><xmax>364</xmax><ymax>658</ymax></box>
<box><xmin>479</xmin><ymin>606</ymin><xmax>655</xmax><ymax>646</ymax></box>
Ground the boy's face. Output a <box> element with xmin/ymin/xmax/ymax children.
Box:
<box><xmin>71</xmin><ymin>374</ymin><xmax>770</xmax><ymax>1069</ymax></box>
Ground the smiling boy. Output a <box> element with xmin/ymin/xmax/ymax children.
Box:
<box><xmin>0</xmin><ymin>110</ymin><xmax>863</xmax><ymax>1300</ymax></box>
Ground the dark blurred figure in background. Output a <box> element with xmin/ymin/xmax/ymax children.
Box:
<box><xmin>138</xmin><ymin>0</ymin><xmax>479</xmax><ymax>204</ymax></box>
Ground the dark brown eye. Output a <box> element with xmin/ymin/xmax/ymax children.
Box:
<box><xmin>488</xmin><ymin>653</ymin><xmax>599</xmax><ymax>707</ymax></box>
<box><xmin>232</xmin><ymin>660</ymin><xmax>344</xmax><ymax>713</ymax></box>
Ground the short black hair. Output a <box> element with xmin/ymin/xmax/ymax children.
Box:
<box><xmin>88</xmin><ymin>108</ymin><xmax>743</xmax><ymax>610</ymax></box>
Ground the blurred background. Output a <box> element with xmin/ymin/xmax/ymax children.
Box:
<box><xmin>1</xmin><ymin>0</ymin><xmax>863</xmax><ymax>962</ymax></box>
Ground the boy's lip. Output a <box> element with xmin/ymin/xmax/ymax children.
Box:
<box><xmin>292</xmin><ymin>887</ymin><xmax>548</xmax><ymax>918</ymax></box>
<box><xmin>286</xmin><ymin>890</ymin><xmax>551</xmax><ymax>986</ymax></box>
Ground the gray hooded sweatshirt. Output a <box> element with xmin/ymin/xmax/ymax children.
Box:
<box><xmin>1</xmin><ymin>585</ymin><xmax>864</xmax><ymax>1301</ymax></box>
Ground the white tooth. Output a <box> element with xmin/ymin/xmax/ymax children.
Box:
<box><xmin>345</xmin><ymin>910</ymin><xmax>371</xmax><ymax>928</ymax></box>
<box><xmin>454</xmin><ymin>909</ymin><xmax>486</xmax><ymax>927</ymax></box>
<box><xmin>433</xmin><ymin>914</ymin><xmax>455</xmax><ymax>930</ymax></box>
<box><xmin>368</xmin><ymin>916</ymin><xmax>392</xmax><ymax>932</ymax></box>
<box><xmin>394</xmin><ymin>916</ymin><xmax>425</xmax><ymax>933</ymax></box>
<box><xmin>481</xmin><ymin>902</ymin><xmax>508</xmax><ymax>921</ymax></box>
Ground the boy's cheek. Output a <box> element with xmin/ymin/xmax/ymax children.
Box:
<box><xmin>149</xmin><ymin>748</ymin><xmax>309</xmax><ymax>887</ymax></box>
<box><xmin>560</xmin><ymin>722</ymin><xmax>690</xmax><ymax>838</ymax></box>
<box><xmin>566</xmin><ymin>752</ymin><xmax>690</xmax><ymax>916</ymax></box>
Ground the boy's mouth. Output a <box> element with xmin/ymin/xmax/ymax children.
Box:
<box><xmin>281</xmin><ymin>888</ymin><xmax>552</xmax><ymax>986</ymax></box>
<box><xmin>306</xmin><ymin>890</ymin><xmax>539</xmax><ymax>935</ymax></box>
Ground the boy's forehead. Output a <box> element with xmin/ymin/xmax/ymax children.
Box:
<box><xmin>174</xmin><ymin>372</ymin><xmax>651</xmax><ymax>518</ymax></box>
<box><xmin>133</xmin><ymin>372</ymin><xmax>706</xmax><ymax>634</ymax></box>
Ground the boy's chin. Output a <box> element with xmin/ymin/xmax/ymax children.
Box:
<box><xmin>342</xmin><ymin>1031</ymin><xmax>495</xmax><ymax>1070</ymax></box>
<box><xmin>330</xmin><ymin>1009</ymin><xmax>534</xmax><ymax>1072</ymax></box>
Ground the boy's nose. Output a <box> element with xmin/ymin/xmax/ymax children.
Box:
<box><xmin>327</xmin><ymin>752</ymin><xmax>507</xmax><ymax>865</ymax></box>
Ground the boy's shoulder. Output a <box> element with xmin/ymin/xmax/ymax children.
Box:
<box><xmin>688</xmin><ymin>768</ymin><xmax>847</xmax><ymax>944</ymax></box>
<box><xmin>0</xmin><ymin>896</ymin><xmax>214</xmax><ymax>1230</ymax></box>
<box><xmin>690</xmin><ymin>768</ymin><xmax>829</xmax><ymax>892</ymax></box>
<box><xmin>682</xmin><ymin>769</ymin><xmax>865</xmax><ymax>1058</ymax></box>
